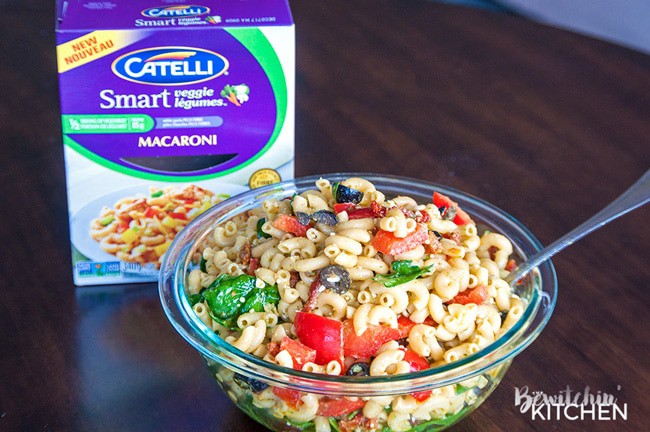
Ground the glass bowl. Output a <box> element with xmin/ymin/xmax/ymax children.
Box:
<box><xmin>159</xmin><ymin>173</ymin><xmax>557</xmax><ymax>431</ymax></box>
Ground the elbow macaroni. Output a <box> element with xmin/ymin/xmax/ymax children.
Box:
<box><xmin>191</xmin><ymin>177</ymin><xmax>528</xmax><ymax>432</ymax></box>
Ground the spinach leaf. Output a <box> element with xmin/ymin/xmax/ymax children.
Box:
<box><xmin>406</xmin><ymin>405</ymin><xmax>471</xmax><ymax>431</ymax></box>
<box><xmin>373</xmin><ymin>260</ymin><xmax>432</xmax><ymax>288</ymax></box>
<box><xmin>199</xmin><ymin>256</ymin><xmax>208</xmax><ymax>272</ymax></box>
<box><xmin>187</xmin><ymin>293</ymin><xmax>204</xmax><ymax>307</ymax></box>
<box><xmin>328</xmin><ymin>418</ymin><xmax>342</xmax><ymax>432</ymax></box>
<box><xmin>203</xmin><ymin>274</ymin><xmax>256</xmax><ymax>328</ymax></box>
<box><xmin>256</xmin><ymin>218</ymin><xmax>271</xmax><ymax>238</ymax></box>
<box><xmin>202</xmin><ymin>274</ymin><xmax>279</xmax><ymax>330</ymax></box>
<box><xmin>241</xmin><ymin>284</ymin><xmax>281</xmax><ymax>314</ymax></box>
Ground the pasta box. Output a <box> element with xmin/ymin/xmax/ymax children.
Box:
<box><xmin>56</xmin><ymin>0</ymin><xmax>295</xmax><ymax>285</ymax></box>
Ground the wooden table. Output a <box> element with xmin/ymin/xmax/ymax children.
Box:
<box><xmin>1</xmin><ymin>1</ymin><xmax>648</xmax><ymax>431</ymax></box>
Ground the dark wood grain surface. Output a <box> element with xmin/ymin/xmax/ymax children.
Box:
<box><xmin>1</xmin><ymin>1</ymin><xmax>649</xmax><ymax>431</ymax></box>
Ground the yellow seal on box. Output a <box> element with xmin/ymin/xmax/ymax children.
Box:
<box><xmin>249</xmin><ymin>168</ymin><xmax>281</xmax><ymax>189</ymax></box>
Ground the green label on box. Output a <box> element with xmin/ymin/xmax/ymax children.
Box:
<box><xmin>62</xmin><ymin>114</ymin><xmax>155</xmax><ymax>134</ymax></box>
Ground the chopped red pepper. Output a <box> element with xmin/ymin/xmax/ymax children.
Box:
<box><xmin>346</xmin><ymin>207</ymin><xmax>375</xmax><ymax>219</ymax></box>
<box><xmin>342</xmin><ymin>319</ymin><xmax>401</xmax><ymax>358</ymax></box>
<box><xmin>272</xmin><ymin>387</ymin><xmax>303</xmax><ymax>408</ymax></box>
<box><xmin>334</xmin><ymin>201</ymin><xmax>386</xmax><ymax>219</ymax></box>
<box><xmin>334</xmin><ymin>203</ymin><xmax>356</xmax><ymax>214</ymax></box>
<box><xmin>411</xmin><ymin>391</ymin><xmax>433</xmax><ymax>402</ymax></box>
<box><xmin>272</xmin><ymin>214</ymin><xmax>309</xmax><ymax>237</ymax></box>
<box><xmin>448</xmin><ymin>285</ymin><xmax>488</xmax><ymax>305</ymax></box>
<box><xmin>432</xmin><ymin>192</ymin><xmax>473</xmax><ymax>225</ymax></box>
<box><xmin>279</xmin><ymin>336</ymin><xmax>317</xmax><ymax>370</ymax></box>
<box><xmin>294</xmin><ymin>312</ymin><xmax>344</xmax><ymax>366</ymax></box>
<box><xmin>403</xmin><ymin>349</ymin><xmax>432</xmax><ymax>401</ymax></box>
<box><xmin>371</xmin><ymin>223</ymin><xmax>429</xmax><ymax>255</ymax></box>
<box><xmin>168</xmin><ymin>212</ymin><xmax>188</xmax><ymax>220</ymax></box>
<box><xmin>397</xmin><ymin>316</ymin><xmax>436</xmax><ymax>338</ymax></box>
<box><xmin>316</xmin><ymin>397</ymin><xmax>366</xmax><ymax>417</ymax></box>
<box><xmin>403</xmin><ymin>349</ymin><xmax>430</xmax><ymax>371</ymax></box>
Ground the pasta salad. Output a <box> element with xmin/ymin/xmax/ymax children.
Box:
<box><xmin>187</xmin><ymin>177</ymin><xmax>524</xmax><ymax>432</ymax></box>
<box><xmin>90</xmin><ymin>184</ymin><xmax>226</xmax><ymax>268</ymax></box>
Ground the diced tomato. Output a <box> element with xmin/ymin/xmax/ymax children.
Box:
<box><xmin>398</xmin><ymin>207</ymin><xmax>413</xmax><ymax>219</ymax></box>
<box><xmin>449</xmin><ymin>285</ymin><xmax>488</xmax><ymax>305</ymax></box>
<box><xmin>339</xmin><ymin>415</ymin><xmax>364</xmax><ymax>432</ymax></box>
<box><xmin>168</xmin><ymin>212</ymin><xmax>188</xmax><ymax>220</ymax></box>
<box><xmin>316</xmin><ymin>397</ymin><xmax>366</xmax><ymax>417</ymax></box>
<box><xmin>342</xmin><ymin>319</ymin><xmax>401</xmax><ymax>358</ymax></box>
<box><xmin>505</xmin><ymin>258</ymin><xmax>517</xmax><ymax>272</ymax></box>
<box><xmin>247</xmin><ymin>257</ymin><xmax>259</xmax><ymax>276</ymax></box>
<box><xmin>302</xmin><ymin>279</ymin><xmax>323</xmax><ymax>313</ymax></box>
<box><xmin>339</xmin><ymin>414</ymin><xmax>380</xmax><ymax>432</ymax></box>
<box><xmin>279</xmin><ymin>336</ymin><xmax>317</xmax><ymax>370</ymax></box>
<box><xmin>183</xmin><ymin>198</ymin><xmax>197</xmax><ymax>205</ymax></box>
<box><xmin>432</xmin><ymin>192</ymin><xmax>473</xmax><ymax>225</ymax></box>
<box><xmin>267</xmin><ymin>341</ymin><xmax>280</xmax><ymax>357</ymax></box>
<box><xmin>402</xmin><ymin>349</ymin><xmax>432</xmax><ymax>401</ymax></box>
<box><xmin>144</xmin><ymin>207</ymin><xmax>158</xmax><ymax>218</ymax></box>
<box><xmin>346</xmin><ymin>207</ymin><xmax>375</xmax><ymax>220</ymax></box>
<box><xmin>272</xmin><ymin>387</ymin><xmax>303</xmax><ymax>408</ymax></box>
<box><xmin>370</xmin><ymin>200</ymin><xmax>386</xmax><ymax>217</ymax></box>
<box><xmin>294</xmin><ymin>312</ymin><xmax>343</xmax><ymax>366</ymax></box>
<box><xmin>416</xmin><ymin>210</ymin><xmax>430</xmax><ymax>223</ymax></box>
<box><xmin>334</xmin><ymin>203</ymin><xmax>356</xmax><ymax>214</ymax></box>
<box><xmin>443</xmin><ymin>231</ymin><xmax>462</xmax><ymax>246</ymax></box>
<box><xmin>272</xmin><ymin>214</ymin><xmax>309</xmax><ymax>237</ymax></box>
<box><xmin>289</xmin><ymin>271</ymin><xmax>300</xmax><ymax>288</ymax></box>
<box><xmin>371</xmin><ymin>223</ymin><xmax>429</xmax><ymax>256</ymax></box>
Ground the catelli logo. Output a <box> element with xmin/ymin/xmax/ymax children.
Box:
<box><xmin>141</xmin><ymin>5</ymin><xmax>210</xmax><ymax>18</ymax></box>
<box><xmin>111</xmin><ymin>47</ymin><xmax>229</xmax><ymax>85</ymax></box>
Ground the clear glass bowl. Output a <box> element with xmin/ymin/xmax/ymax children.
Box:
<box><xmin>159</xmin><ymin>173</ymin><xmax>557</xmax><ymax>431</ymax></box>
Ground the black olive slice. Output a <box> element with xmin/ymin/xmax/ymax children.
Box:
<box><xmin>295</xmin><ymin>211</ymin><xmax>311</xmax><ymax>226</ymax></box>
<box><xmin>234</xmin><ymin>373</ymin><xmax>269</xmax><ymax>393</ymax></box>
<box><xmin>311</xmin><ymin>210</ymin><xmax>337</xmax><ymax>226</ymax></box>
<box><xmin>334</xmin><ymin>183</ymin><xmax>363</xmax><ymax>204</ymax></box>
<box><xmin>318</xmin><ymin>265</ymin><xmax>351</xmax><ymax>294</ymax></box>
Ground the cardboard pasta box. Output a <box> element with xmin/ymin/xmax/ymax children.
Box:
<box><xmin>56</xmin><ymin>0</ymin><xmax>295</xmax><ymax>285</ymax></box>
